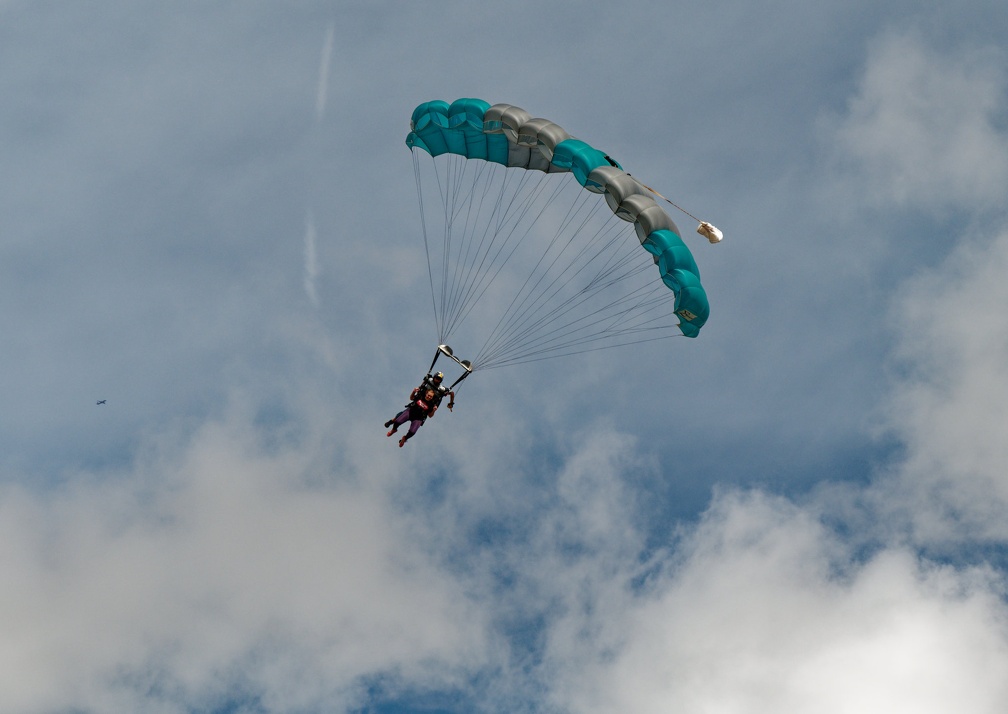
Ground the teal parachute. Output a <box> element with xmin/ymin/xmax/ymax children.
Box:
<box><xmin>406</xmin><ymin>98</ymin><xmax>716</xmax><ymax>372</ymax></box>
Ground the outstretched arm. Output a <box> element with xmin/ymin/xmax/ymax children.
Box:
<box><xmin>447</xmin><ymin>390</ymin><xmax>455</xmax><ymax>411</ymax></box>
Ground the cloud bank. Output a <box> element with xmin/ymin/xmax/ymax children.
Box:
<box><xmin>0</xmin><ymin>402</ymin><xmax>489</xmax><ymax>713</ymax></box>
<box><xmin>543</xmin><ymin>491</ymin><xmax>1008</xmax><ymax>714</ymax></box>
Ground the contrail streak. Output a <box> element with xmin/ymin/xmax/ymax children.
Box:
<box><xmin>315</xmin><ymin>24</ymin><xmax>335</xmax><ymax>122</ymax></box>
<box><xmin>304</xmin><ymin>210</ymin><xmax>320</xmax><ymax>307</ymax></box>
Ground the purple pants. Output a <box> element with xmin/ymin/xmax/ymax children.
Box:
<box><xmin>391</xmin><ymin>407</ymin><xmax>424</xmax><ymax>438</ymax></box>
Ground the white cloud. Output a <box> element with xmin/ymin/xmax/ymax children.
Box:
<box><xmin>871</xmin><ymin>225</ymin><xmax>1008</xmax><ymax>543</ymax></box>
<box><xmin>0</xmin><ymin>399</ymin><xmax>488</xmax><ymax>713</ymax></box>
<box><xmin>544</xmin><ymin>491</ymin><xmax>1008</xmax><ymax>714</ymax></box>
<box><xmin>831</xmin><ymin>31</ymin><xmax>1008</xmax><ymax>210</ymax></box>
<box><xmin>411</xmin><ymin>423</ymin><xmax>1008</xmax><ymax>713</ymax></box>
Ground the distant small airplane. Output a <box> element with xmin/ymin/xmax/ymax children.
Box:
<box><xmin>96</xmin><ymin>400</ymin><xmax>106</xmax><ymax>405</ymax></box>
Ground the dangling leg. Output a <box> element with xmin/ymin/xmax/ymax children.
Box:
<box><xmin>398</xmin><ymin>418</ymin><xmax>423</xmax><ymax>447</ymax></box>
<box><xmin>387</xmin><ymin>408</ymin><xmax>410</xmax><ymax>436</ymax></box>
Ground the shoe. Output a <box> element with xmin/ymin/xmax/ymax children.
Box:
<box><xmin>384</xmin><ymin>419</ymin><xmax>394</xmax><ymax>428</ymax></box>
<box><xmin>387</xmin><ymin>429</ymin><xmax>397</xmax><ymax>437</ymax></box>
<box><xmin>399</xmin><ymin>435</ymin><xmax>407</xmax><ymax>448</ymax></box>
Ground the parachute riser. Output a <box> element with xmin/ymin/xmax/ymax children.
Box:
<box><xmin>428</xmin><ymin>345</ymin><xmax>443</xmax><ymax>374</ymax></box>
<box><xmin>448</xmin><ymin>369</ymin><xmax>473</xmax><ymax>391</ymax></box>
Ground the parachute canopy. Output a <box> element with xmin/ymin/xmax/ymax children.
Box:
<box><xmin>406</xmin><ymin>98</ymin><xmax>711</xmax><ymax>371</ymax></box>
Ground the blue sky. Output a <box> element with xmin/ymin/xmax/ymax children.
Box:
<box><xmin>2</xmin><ymin>1</ymin><xmax>1008</xmax><ymax>712</ymax></box>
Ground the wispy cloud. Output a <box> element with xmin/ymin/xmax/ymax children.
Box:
<box><xmin>830</xmin><ymin>31</ymin><xmax>1008</xmax><ymax>210</ymax></box>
